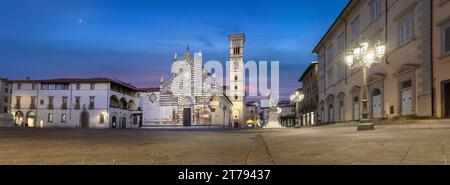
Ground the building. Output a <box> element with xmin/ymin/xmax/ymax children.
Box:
<box><xmin>277</xmin><ymin>100</ymin><xmax>296</xmax><ymax>127</ymax></box>
<box><xmin>141</xmin><ymin>46</ymin><xmax>234</xmax><ymax>127</ymax></box>
<box><xmin>245</xmin><ymin>101</ymin><xmax>259</xmax><ymax>126</ymax></box>
<box><xmin>229</xmin><ymin>33</ymin><xmax>246</xmax><ymax>128</ymax></box>
<box><xmin>0</xmin><ymin>77</ymin><xmax>11</xmax><ymax>114</ymax></box>
<box><xmin>10</xmin><ymin>78</ymin><xmax>142</xmax><ymax>128</ymax></box>
<box><xmin>298</xmin><ymin>62</ymin><xmax>319</xmax><ymax>126</ymax></box>
<box><xmin>313</xmin><ymin>0</ymin><xmax>433</xmax><ymax>123</ymax></box>
<box><xmin>433</xmin><ymin>0</ymin><xmax>450</xmax><ymax>118</ymax></box>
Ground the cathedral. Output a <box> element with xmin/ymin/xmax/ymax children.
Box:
<box><xmin>140</xmin><ymin>33</ymin><xmax>246</xmax><ymax>128</ymax></box>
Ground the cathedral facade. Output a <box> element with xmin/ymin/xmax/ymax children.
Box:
<box><xmin>141</xmin><ymin>34</ymin><xmax>246</xmax><ymax>127</ymax></box>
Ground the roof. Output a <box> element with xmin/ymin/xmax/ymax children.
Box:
<box><xmin>298</xmin><ymin>62</ymin><xmax>318</xmax><ymax>82</ymax></box>
<box><xmin>10</xmin><ymin>77</ymin><xmax>138</xmax><ymax>90</ymax></box>
<box><xmin>312</xmin><ymin>0</ymin><xmax>355</xmax><ymax>54</ymax></box>
<box><xmin>137</xmin><ymin>87</ymin><xmax>160</xmax><ymax>92</ymax></box>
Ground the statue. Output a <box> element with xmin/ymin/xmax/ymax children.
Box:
<box><xmin>265</xmin><ymin>91</ymin><xmax>283</xmax><ymax>129</ymax></box>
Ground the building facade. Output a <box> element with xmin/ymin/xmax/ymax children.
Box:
<box><xmin>0</xmin><ymin>77</ymin><xmax>11</xmax><ymax>114</ymax></box>
<box><xmin>433</xmin><ymin>0</ymin><xmax>450</xmax><ymax>118</ymax></box>
<box><xmin>141</xmin><ymin>47</ymin><xmax>234</xmax><ymax>127</ymax></box>
<box><xmin>10</xmin><ymin>78</ymin><xmax>142</xmax><ymax>128</ymax></box>
<box><xmin>245</xmin><ymin>102</ymin><xmax>259</xmax><ymax>126</ymax></box>
<box><xmin>314</xmin><ymin>0</ymin><xmax>433</xmax><ymax>123</ymax></box>
<box><xmin>298</xmin><ymin>62</ymin><xmax>319</xmax><ymax>126</ymax></box>
<box><xmin>277</xmin><ymin>100</ymin><xmax>296</xmax><ymax>127</ymax></box>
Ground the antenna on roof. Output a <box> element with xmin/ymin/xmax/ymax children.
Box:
<box><xmin>26</xmin><ymin>76</ymin><xmax>31</xmax><ymax>80</ymax></box>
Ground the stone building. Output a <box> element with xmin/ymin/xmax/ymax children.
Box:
<box><xmin>10</xmin><ymin>78</ymin><xmax>142</xmax><ymax>128</ymax></box>
<box><xmin>433</xmin><ymin>0</ymin><xmax>450</xmax><ymax>118</ymax></box>
<box><xmin>298</xmin><ymin>62</ymin><xmax>319</xmax><ymax>126</ymax></box>
<box><xmin>228</xmin><ymin>33</ymin><xmax>246</xmax><ymax>128</ymax></box>
<box><xmin>313</xmin><ymin>0</ymin><xmax>433</xmax><ymax>123</ymax></box>
<box><xmin>141</xmin><ymin>46</ymin><xmax>234</xmax><ymax>127</ymax></box>
<box><xmin>277</xmin><ymin>100</ymin><xmax>296</xmax><ymax>127</ymax></box>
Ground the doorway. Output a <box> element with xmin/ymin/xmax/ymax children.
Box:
<box><xmin>328</xmin><ymin>104</ymin><xmax>334</xmax><ymax>123</ymax></box>
<box><xmin>26</xmin><ymin>111</ymin><xmax>36</xmax><ymax>128</ymax></box>
<box><xmin>111</xmin><ymin>116</ymin><xmax>117</xmax><ymax>128</ymax></box>
<box><xmin>444</xmin><ymin>82</ymin><xmax>450</xmax><ymax>118</ymax></box>
<box><xmin>121</xmin><ymin>117</ymin><xmax>126</xmax><ymax>128</ymax></box>
<box><xmin>372</xmin><ymin>89</ymin><xmax>382</xmax><ymax>118</ymax></box>
<box><xmin>183</xmin><ymin>108</ymin><xmax>191</xmax><ymax>126</ymax></box>
<box><xmin>81</xmin><ymin>111</ymin><xmax>89</xmax><ymax>128</ymax></box>
<box><xmin>353</xmin><ymin>96</ymin><xmax>360</xmax><ymax>120</ymax></box>
<box><xmin>401</xmin><ymin>90</ymin><xmax>413</xmax><ymax>115</ymax></box>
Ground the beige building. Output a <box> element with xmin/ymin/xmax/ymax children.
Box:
<box><xmin>314</xmin><ymin>0</ymin><xmax>433</xmax><ymax>123</ymax></box>
<box><xmin>433</xmin><ymin>0</ymin><xmax>450</xmax><ymax>118</ymax></box>
<box><xmin>0</xmin><ymin>77</ymin><xmax>11</xmax><ymax>114</ymax></box>
<box><xmin>298</xmin><ymin>62</ymin><xmax>319</xmax><ymax>126</ymax></box>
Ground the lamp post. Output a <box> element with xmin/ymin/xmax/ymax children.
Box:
<box><xmin>345</xmin><ymin>38</ymin><xmax>385</xmax><ymax>131</ymax></box>
<box><xmin>290</xmin><ymin>91</ymin><xmax>304</xmax><ymax>128</ymax></box>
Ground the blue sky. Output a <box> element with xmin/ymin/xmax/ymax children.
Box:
<box><xmin>0</xmin><ymin>0</ymin><xmax>349</xmax><ymax>100</ymax></box>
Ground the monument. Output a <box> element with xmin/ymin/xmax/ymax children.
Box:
<box><xmin>264</xmin><ymin>92</ymin><xmax>283</xmax><ymax>128</ymax></box>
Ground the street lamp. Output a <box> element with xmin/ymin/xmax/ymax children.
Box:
<box><xmin>290</xmin><ymin>91</ymin><xmax>304</xmax><ymax>128</ymax></box>
<box><xmin>345</xmin><ymin>39</ymin><xmax>385</xmax><ymax>131</ymax></box>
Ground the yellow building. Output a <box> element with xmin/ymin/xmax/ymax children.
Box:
<box><xmin>433</xmin><ymin>0</ymin><xmax>450</xmax><ymax>118</ymax></box>
<box><xmin>313</xmin><ymin>0</ymin><xmax>433</xmax><ymax>123</ymax></box>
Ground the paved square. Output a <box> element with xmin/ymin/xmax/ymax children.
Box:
<box><xmin>1</xmin><ymin>122</ymin><xmax>450</xmax><ymax>164</ymax></box>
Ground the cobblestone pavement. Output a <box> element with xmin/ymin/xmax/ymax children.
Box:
<box><xmin>1</xmin><ymin>122</ymin><xmax>450</xmax><ymax>165</ymax></box>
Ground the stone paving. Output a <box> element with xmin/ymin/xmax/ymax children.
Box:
<box><xmin>1</xmin><ymin>122</ymin><xmax>450</xmax><ymax>164</ymax></box>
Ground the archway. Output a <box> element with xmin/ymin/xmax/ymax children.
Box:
<box><xmin>119</xmin><ymin>98</ymin><xmax>127</xmax><ymax>109</ymax></box>
<box><xmin>111</xmin><ymin>116</ymin><xmax>117</xmax><ymax>128</ymax></box>
<box><xmin>128</xmin><ymin>100</ymin><xmax>136</xmax><ymax>110</ymax></box>
<box><xmin>26</xmin><ymin>111</ymin><xmax>36</xmax><ymax>128</ymax></box>
<box><xmin>80</xmin><ymin>111</ymin><xmax>89</xmax><ymax>128</ymax></box>
<box><xmin>110</xmin><ymin>95</ymin><xmax>119</xmax><ymax>108</ymax></box>
<box><xmin>121</xmin><ymin>117</ymin><xmax>126</xmax><ymax>128</ymax></box>
<box><xmin>15</xmin><ymin>111</ymin><xmax>24</xmax><ymax>126</ymax></box>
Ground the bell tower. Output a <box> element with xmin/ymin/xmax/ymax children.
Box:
<box><xmin>228</xmin><ymin>33</ymin><xmax>245</xmax><ymax>128</ymax></box>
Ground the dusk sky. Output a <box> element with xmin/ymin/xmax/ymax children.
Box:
<box><xmin>0</xmin><ymin>0</ymin><xmax>349</xmax><ymax>100</ymax></box>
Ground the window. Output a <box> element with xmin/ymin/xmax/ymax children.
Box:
<box><xmin>399</xmin><ymin>13</ymin><xmax>414</xmax><ymax>46</ymax></box>
<box><xmin>15</xmin><ymin>96</ymin><xmax>21</xmax><ymax>109</ymax></box>
<box><xmin>48</xmin><ymin>113</ymin><xmax>53</xmax><ymax>123</ymax></box>
<box><xmin>17</xmin><ymin>83</ymin><xmax>21</xmax><ymax>90</ymax></box>
<box><xmin>351</xmin><ymin>17</ymin><xmax>360</xmax><ymax>40</ymax></box>
<box><xmin>48</xmin><ymin>96</ymin><xmax>54</xmax><ymax>109</ymax></box>
<box><xmin>402</xmin><ymin>80</ymin><xmax>413</xmax><ymax>89</ymax></box>
<box><xmin>62</xmin><ymin>97</ymin><xmax>68</xmax><ymax>109</ymax></box>
<box><xmin>89</xmin><ymin>96</ymin><xmax>95</xmax><ymax>109</ymax></box>
<box><xmin>61</xmin><ymin>114</ymin><xmax>67</xmax><ymax>123</ymax></box>
<box><xmin>370</xmin><ymin>0</ymin><xmax>381</xmax><ymax>22</ymax></box>
<box><xmin>90</xmin><ymin>83</ymin><xmax>95</xmax><ymax>90</ymax></box>
<box><xmin>338</xmin><ymin>62</ymin><xmax>345</xmax><ymax>81</ymax></box>
<box><xmin>32</xmin><ymin>83</ymin><xmax>37</xmax><ymax>90</ymax></box>
<box><xmin>40</xmin><ymin>99</ymin><xmax>44</xmax><ymax>105</ymax></box>
<box><xmin>30</xmin><ymin>96</ymin><xmax>36</xmax><ymax>109</ymax></box>
<box><xmin>235</xmin><ymin>76</ymin><xmax>238</xmax><ymax>81</ymax></box>
<box><xmin>75</xmin><ymin>97</ymin><xmax>81</xmax><ymax>109</ymax></box>
<box><xmin>234</xmin><ymin>61</ymin><xmax>239</xmax><ymax>70</ymax></box>
<box><xmin>41</xmin><ymin>83</ymin><xmax>68</xmax><ymax>90</ymax></box>
<box><xmin>337</xmin><ymin>32</ymin><xmax>345</xmax><ymax>52</ymax></box>
<box><xmin>326</xmin><ymin>70</ymin><xmax>333</xmax><ymax>88</ymax></box>
<box><xmin>326</xmin><ymin>44</ymin><xmax>334</xmax><ymax>62</ymax></box>
<box><xmin>4</xmin><ymin>97</ymin><xmax>8</xmax><ymax>103</ymax></box>
<box><xmin>441</xmin><ymin>20</ymin><xmax>450</xmax><ymax>57</ymax></box>
<box><xmin>76</xmin><ymin>83</ymin><xmax>81</xmax><ymax>90</ymax></box>
<box><xmin>235</xmin><ymin>96</ymin><xmax>238</xmax><ymax>100</ymax></box>
<box><xmin>234</xmin><ymin>86</ymin><xmax>238</xmax><ymax>90</ymax></box>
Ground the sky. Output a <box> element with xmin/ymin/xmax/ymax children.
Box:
<box><xmin>0</xmin><ymin>0</ymin><xmax>349</xmax><ymax>100</ymax></box>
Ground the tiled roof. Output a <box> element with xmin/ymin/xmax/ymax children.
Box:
<box><xmin>137</xmin><ymin>87</ymin><xmax>160</xmax><ymax>92</ymax></box>
<box><xmin>10</xmin><ymin>77</ymin><xmax>138</xmax><ymax>90</ymax></box>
